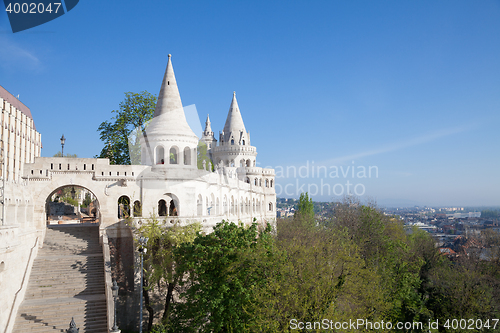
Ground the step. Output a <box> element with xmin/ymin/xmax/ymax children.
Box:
<box><xmin>13</xmin><ymin>225</ymin><xmax>107</xmax><ymax>333</ymax></box>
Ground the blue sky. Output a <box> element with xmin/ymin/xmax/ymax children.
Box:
<box><xmin>1</xmin><ymin>1</ymin><xmax>499</xmax><ymax>206</ymax></box>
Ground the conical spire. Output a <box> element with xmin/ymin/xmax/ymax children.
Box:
<box><xmin>153</xmin><ymin>54</ymin><xmax>183</xmax><ymax>117</ymax></box>
<box><xmin>204</xmin><ymin>114</ymin><xmax>213</xmax><ymax>135</ymax></box>
<box><xmin>145</xmin><ymin>54</ymin><xmax>198</xmax><ymax>139</ymax></box>
<box><xmin>222</xmin><ymin>92</ymin><xmax>247</xmax><ymax>142</ymax></box>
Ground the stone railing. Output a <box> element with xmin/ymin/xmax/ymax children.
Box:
<box><xmin>101</xmin><ymin>231</ymin><xmax>114</xmax><ymax>332</ymax></box>
<box><xmin>4</xmin><ymin>234</ymin><xmax>39</xmax><ymax>333</ymax></box>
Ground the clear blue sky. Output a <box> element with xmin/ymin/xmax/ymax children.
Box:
<box><xmin>1</xmin><ymin>1</ymin><xmax>499</xmax><ymax>207</ymax></box>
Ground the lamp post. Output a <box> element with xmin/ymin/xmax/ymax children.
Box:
<box><xmin>111</xmin><ymin>280</ymin><xmax>120</xmax><ymax>333</ymax></box>
<box><xmin>66</xmin><ymin>318</ymin><xmax>79</xmax><ymax>333</ymax></box>
<box><xmin>60</xmin><ymin>134</ymin><xmax>66</xmax><ymax>157</ymax></box>
<box><xmin>137</xmin><ymin>236</ymin><xmax>148</xmax><ymax>333</ymax></box>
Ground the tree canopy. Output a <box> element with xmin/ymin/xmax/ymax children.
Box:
<box><xmin>97</xmin><ymin>91</ymin><xmax>156</xmax><ymax>165</ymax></box>
<box><xmin>143</xmin><ymin>200</ymin><xmax>500</xmax><ymax>333</ymax></box>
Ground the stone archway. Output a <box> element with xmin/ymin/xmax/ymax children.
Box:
<box><xmin>45</xmin><ymin>185</ymin><xmax>100</xmax><ymax>225</ymax></box>
<box><xmin>31</xmin><ymin>176</ymin><xmax>110</xmax><ymax>230</ymax></box>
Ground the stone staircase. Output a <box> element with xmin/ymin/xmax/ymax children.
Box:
<box><xmin>13</xmin><ymin>225</ymin><xmax>108</xmax><ymax>333</ymax></box>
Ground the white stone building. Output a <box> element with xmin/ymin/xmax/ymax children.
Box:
<box><xmin>0</xmin><ymin>55</ymin><xmax>276</xmax><ymax>332</ymax></box>
<box><xmin>18</xmin><ymin>54</ymin><xmax>275</xmax><ymax>232</ymax></box>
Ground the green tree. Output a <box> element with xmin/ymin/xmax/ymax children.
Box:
<box><xmin>97</xmin><ymin>91</ymin><xmax>156</xmax><ymax>165</ymax></box>
<box><xmin>168</xmin><ymin>221</ymin><xmax>274</xmax><ymax>332</ymax></box>
<box><xmin>295</xmin><ymin>192</ymin><xmax>314</xmax><ymax>225</ymax></box>
<box><xmin>135</xmin><ymin>217</ymin><xmax>201</xmax><ymax>330</ymax></box>
<box><xmin>197</xmin><ymin>142</ymin><xmax>212</xmax><ymax>170</ymax></box>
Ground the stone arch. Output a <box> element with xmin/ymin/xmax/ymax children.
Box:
<box><xmin>184</xmin><ymin>147</ymin><xmax>191</xmax><ymax>165</ymax></box>
<box><xmin>118</xmin><ymin>195</ymin><xmax>131</xmax><ymax>218</ymax></box>
<box><xmin>240</xmin><ymin>160</ymin><xmax>244</xmax><ymax>167</ymax></box>
<box><xmin>246</xmin><ymin>159</ymin><xmax>251</xmax><ymax>167</ymax></box>
<box><xmin>158</xmin><ymin>199</ymin><xmax>167</xmax><ymax>216</ymax></box>
<box><xmin>133</xmin><ymin>200</ymin><xmax>142</xmax><ymax>217</ymax></box>
<box><xmin>29</xmin><ymin>175</ymin><xmax>109</xmax><ymax>229</ymax></box>
<box><xmin>197</xmin><ymin>194</ymin><xmax>203</xmax><ymax>216</ymax></box>
<box><xmin>210</xmin><ymin>193</ymin><xmax>215</xmax><ymax>216</ymax></box>
<box><xmin>170</xmin><ymin>146</ymin><xmax>179</xmax><ymax>164</ymax></box>
<box><xmin>223</xmin><ymin>195</ymin><xmax>228</xmax><ymax>215</ymax></box>
<box><xmin>156</xmin><ymin>145</ymin><xmax>165</xmax><ymax>164</ymax></box>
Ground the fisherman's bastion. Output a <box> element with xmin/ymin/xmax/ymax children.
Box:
<box><xmin>0</xmin><ymin>55</ymin><xmax>276</xmax><ymax>333</ymax></box>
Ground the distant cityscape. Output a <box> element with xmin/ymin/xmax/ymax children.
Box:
<box><xmin>277</xmin><ymin>197</ymin><xmax>500</xmax><ymax>259</ymax></box>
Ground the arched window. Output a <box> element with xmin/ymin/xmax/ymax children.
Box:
<box><xmin>240</xmin><ymin>160</ymin><xmax>244</xmax><ymax>167</ymax></box>
<box><xmin>118</xmin><ymin>196</ymin><xmax>130</xmax><ymax>218</ymax></box>
<box><xmin>242</xmin><ymin>140</ymin><xmax>245</xmax><ymax>145</ymax></box>
<box><xmin>197</xmin><ymin>195</ymin><xmax>203</xmax><ymax>216</ymax></box>
<box><xmin>216</xmin><ymin>197</ymin><xmax>220</xmax><ymax>215</ymax></box>
<box><xmin>156</xmin><ymin>146</ymin><xmax>165</xmax><ymax>164</ymax></box>
<box><xmin>254</xmin><ymin>178</ymin><xmax>258</xmax><ymax>186</ymax></box>
<box><xmin>230</xmin><ymin>159</ymin><xmax>235</xmax><ymax>167</ymax></box>
<box><xmin>270</xmin><ymin>180</ymin><xmax>273</xmax><ymax>187</ymax></box>
<box><xmin>231</xmin><ymin>196</ymin><xmax>235</xmax><ymax>215</ymax></box>
<box><xmin>184</xmin><ymin>147</ymin><xmax>191</xmax><ymax>165</ymax></box>
<box><xmin>259</xmin><ymin>179</ymin><xmax>262</xmax><ymax>187</ymax></box>
<box><xmin>158</xmin><ymin>199</ymin><xmax>167</xmax><ymax>216</ymax></box>
<box><xmin>169</xmin><ymin>199</ymin><xmax>177</xmax><ymax>216</ymax></box>
<box><xmin>246</xmin><ymin>177</ymin><xmax>250</xmax><ymax>184</ymax></box>
<box><xmin>269</xmin><ymin>202</ymin><xmax>273</xmax><ymax>211</ymax></box>
<box><xmin>210</xmin><ymin>194</ymin><xmax>215</xmax><ymax>216</ymax></box>
<box><xmin>246</xmin><ymin>159</ymin><xmax>251</xmax><ymax>167</ymax></box>
<box><xmin>231</xmin><ymin>139</ymin><xmax>234</xmax><ymax>145</ymax></box>
<box><xmin>133</xmin><ymin>201</ymin><xmax>142</xmax><ymax>217</ymax></box>
<box><xmin>223</xmin><ymin>195</ymin><xmax>228</xmax><ymax>215</ymax></box>
<box><xmin>170</xmin><ymin>147</ymin><xmax>178</xmax><ymax>164</ymax></box>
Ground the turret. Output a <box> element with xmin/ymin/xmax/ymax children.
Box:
<box><xmin>140</xmin><ymin>54</ymin><xmax>199</xmax><ymax>168</ymax></box>
<box><xmin>199</xmin><ymin>114</ymin><xmax>217</xmax><ymax>164</ymax></box>
<box><xmin>212</xmin><ymin>92</ymin><xmax>256</xmax><ymax>168</ymax></box>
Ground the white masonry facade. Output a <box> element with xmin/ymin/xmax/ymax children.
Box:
<box><xmin>0</xmin><ymin>55</ymin><xmax>276</xmax><ymax>332</ymax></box>
<box><xmin>21</xmin><ymin>54</ymin><xmax>276</xmax><ymax>233</ymax></box>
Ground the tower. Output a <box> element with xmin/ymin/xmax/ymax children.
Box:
<box><xmin>199</xmin><ymin>114</ymin><xmax>217</xmax><ymax>164</ymax></box>
<box><xmin>212</xmin><ymin>92</ymin><xmax>257</xmax><ymax>168</ymax></box>
<box><xmin>140</xmin><ymin>54</ymin><xmax>199</xmax><ymax>168</ymax></box>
